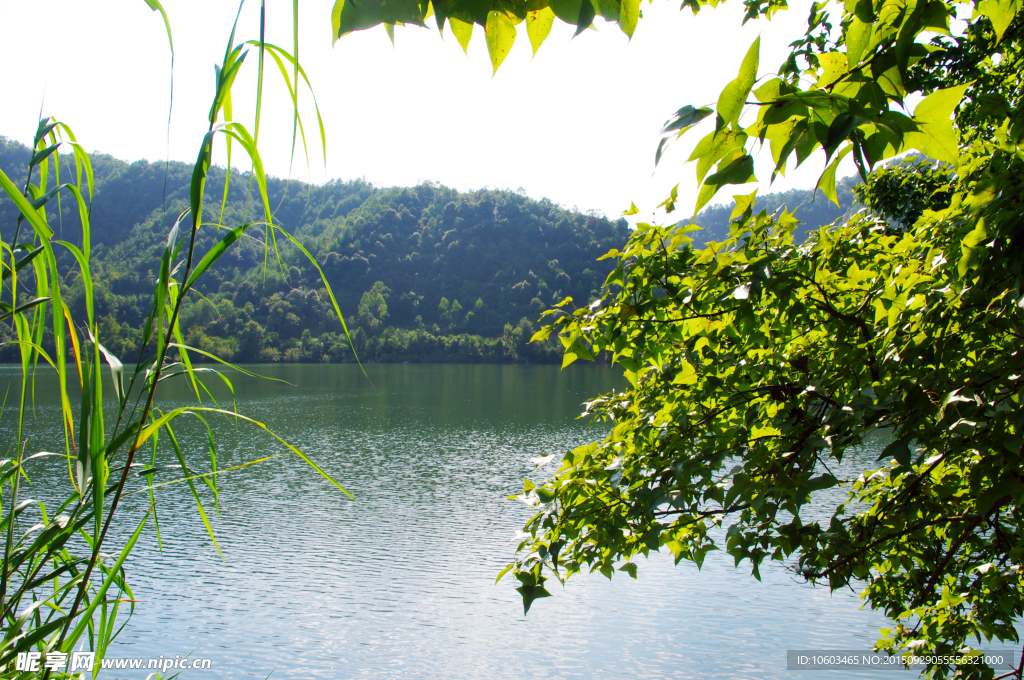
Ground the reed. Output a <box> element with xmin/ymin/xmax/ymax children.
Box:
<box><xmin>0</xmin><ymin>3</ymin><xmax>353</xmax><ymax>676</ymax></box>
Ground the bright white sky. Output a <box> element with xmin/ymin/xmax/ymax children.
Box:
<box><xmin>0</xmin><ymin>0</ymin><xmax>857</xmax><ymax>223</ymax></box>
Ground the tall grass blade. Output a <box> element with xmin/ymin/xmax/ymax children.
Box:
<box><xmin>64</xmin><ymin>511</ymin><xmax>150</xmax><ymax>647</ymax></box>
<box><xmin>161</xmin><ymin>423</ymin><xmax>222</xmax><ymax>558</ymax></box>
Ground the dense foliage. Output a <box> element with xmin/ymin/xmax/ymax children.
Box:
<box><xmin>1</xmin><ymin>137</ymin><xmax>629</xmax><ymax>364</ymax></box>
<box><xmin>694</xmin><ymin>174</ymin><xmax>864</xmax><ymax>243</ymax></box>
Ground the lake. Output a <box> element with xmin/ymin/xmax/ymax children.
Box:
<box><xmin>2</xmin><ymin>363</ymin><xmax>970</xmax><ymax>678</ymax></box>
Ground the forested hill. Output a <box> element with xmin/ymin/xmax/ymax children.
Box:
<box><xmin>693</xmin><ymin>175</ymin><xmax>863</xmax><ymax>245</ymax></box>
<box><xmin>1</xmin><ymin>136</ymin><xmax>862</xmax><ymax>364</ymax></box>
<box><xmin>0</xmin><ymin>136</ymin><xmax>630</xmax><ymax>363</ymax></box>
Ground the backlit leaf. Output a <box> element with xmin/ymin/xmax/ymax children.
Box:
<box><xmin>450</xmin><ymin>16</ymin><xmax>474</xmax><ymax>54</ymax></box>
<box><xmin>977</xmin><ymin>0</ymin><xmax>1021</xmax><ymax>41</ymax></box>
<box><xmin>902</xmin><ymin>84</ymin><xmax>968</xmax><ymax>163</ymax></box>
<box><xmin>815</xmin><ymin>145</ymin><xmax>853</xmax><ymax>206</ymax></box>
<box><xmin>694</xmin><ymin>153</ymin><xmax>755</xmax><ymax>214</ymax></box>
<box><xmin>526</xmin><ymin>7</ymin><xmax>556</xmax><ymax>55</ymax></box>
<box><xmin>716</xmin><ymin>37</ymin><xmax>760</xmax><ymax>128</ymax></box>
<box><xmin>485</xmin><ymin>10</ymin><xmax>517</xmax><ymax>73</ymax></box>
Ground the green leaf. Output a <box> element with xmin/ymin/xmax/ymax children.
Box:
<box><xmin>730</xmin><ymin>190</ymin><xmax>758</xmax><ymax>220</ymax></box>
<box><xmin>526</xmin><ymin>7</ymin><xmax>555</xmax><ymax>56</ymax></box>
<box><xmin>517</xmin><ymin>583</ymin><xmax>551</xmax><ymax>613</ymax></box>
<box><xmin>331</xmin><ymin>0</ymin><xmax>428</xmax><ymax>40</ymax></box>
<box><xmin>716</xmin><ymin>37</ymin><xmax>760</xmax><ymax>128</ymax></box>
<box><xmin>574</xmin><ymin>0</ymin><xmax>596</xmax><ymax>36</ymax></box>
<box><xmin>183</xmin><ymin>223</ymin><xmax>256</xmax><ymax>292</ymax></box>
<box><xmin>136</xmin><ymin>406</ymin><xmax>354</xmax><ymax>499</ymax></box>
<box><xmin>485</xmin><ymin>10</ymin><xmax>517</xmax><ymax>73</ymax></box>
<box><xmin>694</xmin><ymin>153</ymin><xmax>755</xmax><ymax>214</ymax></box>
<box><xmin>815</xmin><ymin>145</ymin><xmax>852</xmax><ymax>206</ymax></box>
<box><xmin>496</xmin><ymin>563</ymin><xmax>515</xmax><ymax>583</ymax></box>
<box><xmin>450</xmin><ymin>16</ymin><xmax>474</xmax><ymax>54</ymax></box>
<box><xmin>0</xmin><ymin>297</ymin><xmax>50</xmax><ymax>323</ymax></box>
<box><xmin>689</xmin><ymin>129</ymin><xmax>747</xmax><ymax>185</ymax></box>
<box><xmin>977</xmin><ymin>0</ymin><xmax>1020</xmax><ymax>42</ymax></box>
<box><xmin>814</xmin><ymin>52</ymin><xmax>848</xmax><ymax>88</ymax></box>
<box><xmin>0</xmin><ymin>168</ymin><xmax>54</xmax><ymax>240</ymax></box>
<box><xmin>162</xmin><ymin>423</ymin><xmax>222</xmax><ymax>557</ymax></box>
<box><xmin>902</xmin><ymin>84</ymin><xmax>968</xmax><ymax>164</ymax></box>
<box><xmin>661</xmin><ymin>105</ymin><xmax>715</xmax><ymax>135</ymax></box>
<box><xmin>143</xmin><ymin>0</ymin><xmax>174</xmax><ymax>53</ymax></box>
<box><xmin>880</xmin><ymin>437</ymin><xmax>913</xmax><ymax>466</ymax></box>
<box><xmin>66</xmin><ymin>512</ymin><xmax>150</xmax><ymax>645</ymax></box>
<box><xmin>823</xmin><ymin>113</ymin><xmax>867</xmax><ymax>158</ymax></box>
<box><xmin>846</xmin><ymin>16</ymin><xmax>873</xmax><ymax>65</ymax></box>
<box><xmin>619</xmin><ymin>0</ymin><xmax>640</xmax><ymax>38</ymax></box>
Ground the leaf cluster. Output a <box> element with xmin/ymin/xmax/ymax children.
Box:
<box><xmin>476</xmin><ymin>0</ymin><xmax>1024</xmax><ymax>673</ymax></box>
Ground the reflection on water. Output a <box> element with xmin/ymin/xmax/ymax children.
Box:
<box><xmin>2</xmin><ymin>364</ymin><xmax>932</xmax><ymax>679</ymax></box>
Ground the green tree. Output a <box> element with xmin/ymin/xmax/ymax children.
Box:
<box><xmin>852</xmin><ymin>157</ymin><xmax>956</xmax><ymax>230</ymax></box>
<box><xmin>358</xmin><ymin>280</ymin><xmax>390</xmax><ymax>335</ymax></box>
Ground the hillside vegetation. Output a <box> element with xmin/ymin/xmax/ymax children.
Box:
<box><xmin>1</xmin><ymin>137</ymin><xmax>864</xmax><ymax>364</ymax></box>
<box><xmin>1</xmin><ymin>137</ymin><xmax>631</xmax><ymax>363</ymax></box>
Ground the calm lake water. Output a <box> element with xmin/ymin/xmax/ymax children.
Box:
<box><xmin>6</xmin><ymin>363</ymin><xmax>1005</xmax><ymax>679</ymax></box>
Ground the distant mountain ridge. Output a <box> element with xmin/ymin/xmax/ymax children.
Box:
<box><xmin>693</xmin><ymin>175</ymin><xmax>863</xmax><ymax>245</ymax></box>
<box><xmin>0</xmin><ymin>136</ymin><xmax>630</xmax><ymax>363</ymax></box>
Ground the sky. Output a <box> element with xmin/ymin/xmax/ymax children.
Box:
<box><xmin>0</xmin><ymin>0</ymin><xmax>859</xmax><ymax>223</ymax></box>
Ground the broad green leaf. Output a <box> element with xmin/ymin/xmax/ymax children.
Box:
<box><xmin>694</xmin><ymin>153</ymin><xmax>755</xmax><ymax>214</ymax></box>
<box><xmin>517</xmin><ymin>583</ymin><xmax>551</xmax><ymax>613</ymax></box>
<box><xmin>575</xmin><ymin>0</ymin><xmax>596</xmax><ymax>36</ymax></box>
<box><xmin>485</xmin><ymin>10</ymin><xmax>517</xmax><ymax>73</ymax></box>
<box><xmin>450</xmin><ymin>16</ymin><xmax>474</xmax><ymax>54</ymax></box>
<box><xmin>902</xmin><ymin>84</ymin><xmax>968</xmax><ymax>163</ymax></box>
<box><xmin>823</xmin><ymin>113</ymin><xmax>868</xmax><ymax>158</ymax></box>
<box><xmin>977</xmin><ymin>0</ymin><xmax>1021</xmax><ymax>41</ymax></box>
<box><xmin>549</xmin><ymin>0</ymin><xmax>596</xmax><ymax>34</ymax></box>
<box><xmin>689</xmin><ymin>129</ymin><xmax>747</xmax><ymax>185</ymax></box>
<box><xmin>526</xmin><ymin>7</ymin><xmax>556</xmax><ymax>55</ymax></box>
<box><xmin>332</xmin><ymin>0</ymin><xmax>428</xmax><ymax>40</ymax></box>
<box><xmin>730</xmin><ymin>190</ymin><xmax>757</xmax><ymax>219</ymax></box>
<box><xmin>619</xmin><ymin>0</ymin><xmax>640</xmax><ymax>37</ymax></box>
<box><xmin>765</xmin><ymin>118</ymin><xmax>798</xmax><ymax>168</ymax></box>
<box><xmin>548</xmin><ymin>0</ymin><xmax>583</xmax><ymax>25</ymax></box>
<box><xmin>716</xmin><ymin>37</ymin><xmax>760</xmax><ymax>128</ymax></box>
<box><xmin>815</xmin><ymin>52</ymin><xmax>848</xmax><ymax>88</ymax></box>
<box><xmin>815</xmin><ymin>144</ymin><xmax>853</xmax><ymax>206</ymax></box>
<box><xmin>846</xmin><ymin>17</ymin><xmax>873</xmax><ymax>65</ymax></box>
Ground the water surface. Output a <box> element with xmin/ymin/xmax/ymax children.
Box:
<box><xmin>3</xmin><ymin>364</ymin><xmax>968</xmax><ymax>678</ymax></box>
